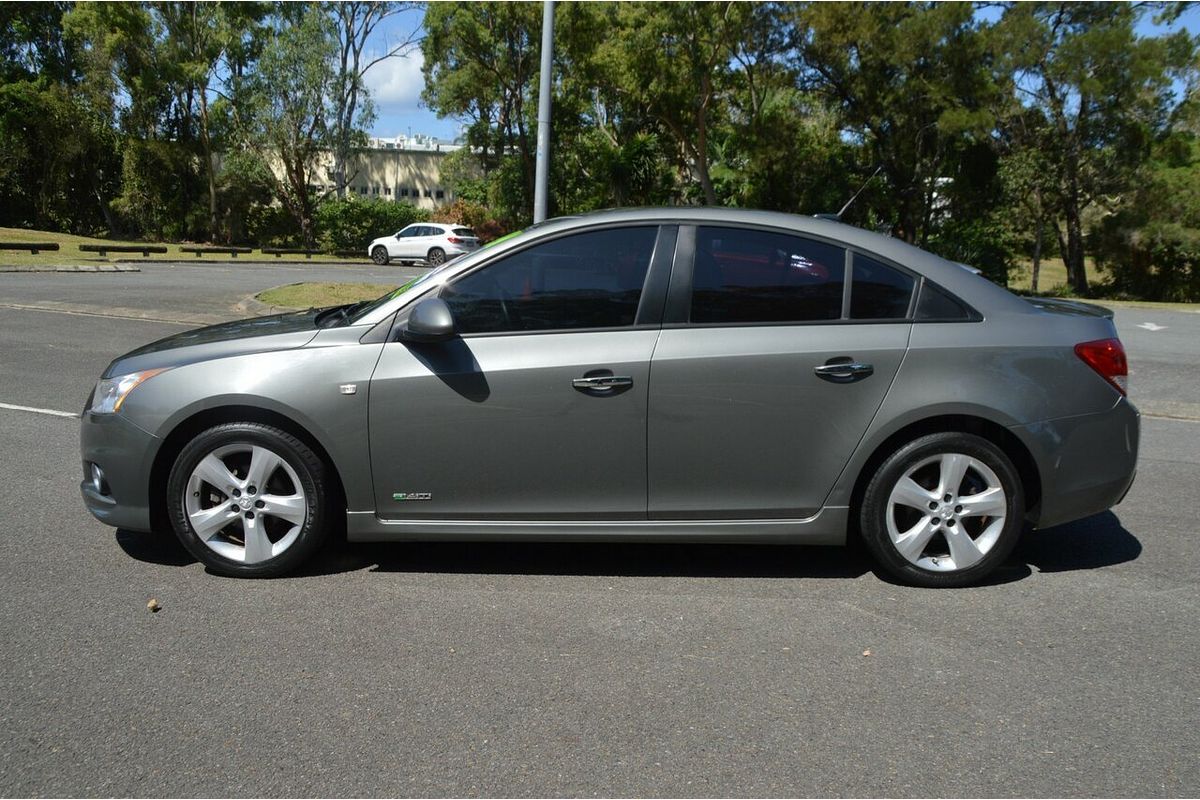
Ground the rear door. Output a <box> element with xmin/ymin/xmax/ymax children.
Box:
<box><xmin>647</xmin><ymin>225</ymin><xmax>914</xmax><ymax>519</ymax></box>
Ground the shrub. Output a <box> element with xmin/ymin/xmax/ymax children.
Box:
<box><xmin>314</xmin><ymin>196</ymin><xmax>431</xmax><ymax>251</ymax></box>
<box><xmin>430</xmin><ymin>199</ymin><xmax>511</xmax><ymax>242</ymax></box>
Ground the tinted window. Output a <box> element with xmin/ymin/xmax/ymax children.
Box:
<box><xmin>452</xmin><ymin>228</ymin><xmax>475</xmax><ymax>237</ymax></box>
<box><xmin>916</xmin><ymin>282</ymin><xmax>973</xmax><ymax>321</ymax></box>
<box><xmin>851</xmin><ymin>254</ymin><xmax>915</xmax><ymax>319</ymax></box>
<box><xmin>690</xmin><ymin>227</ymin><xmax>845</xmax><ymax>324</ymax></box>
<box><xmin>442</xmin><ymin>227</ymin><xmax>658</xmax><ymax>334</ymax></box>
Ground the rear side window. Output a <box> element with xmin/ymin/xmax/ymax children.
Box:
<box><xmin>452</xmin><ymin>228</ymin><xmax>475</xmax><ymax>237</ymax></box>
<box><xmin>690</xmin><ymin>227</ymin><xmax>845</xmax><ymax>324</ymax></box>
<box><xmin>916</xmin><ymin>282</ymin><xmax>974</xmax><ymax>321</ymax></box>
<box><xmin>850</xmin><ymin>254</ymin><xmax>915</xmax><ymax>319</ymax></box>
<box><xmin>442</xmin><ymin>226</ymin><xmax>657</xmax><ymax>334</ymax></box>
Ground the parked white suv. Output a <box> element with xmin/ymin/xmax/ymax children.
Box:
<box><xmin>369</xmin><ymin>223</ymin><xmax>480</xmax><ymax>266</ymax></box>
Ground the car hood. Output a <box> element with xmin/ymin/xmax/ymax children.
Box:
<box><xmin>104</xmin><ymin>309</ymin><xmax>324</xmax><ymax>378</ymax></box>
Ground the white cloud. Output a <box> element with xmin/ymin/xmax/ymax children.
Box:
<box><xmin>364</xmin><ymin>50</ymin><xmax>426</xmax><ymax>110</ymax></box>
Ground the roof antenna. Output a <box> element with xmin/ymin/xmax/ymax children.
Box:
<box><xmin>815</xmin><ymin>165</ymin><xmax>883</xmax><ymax>221</ymax></box>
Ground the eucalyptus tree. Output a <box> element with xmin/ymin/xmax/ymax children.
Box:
<box><xmin>786</xmin><ymin>1</ymin><xmax>1000</xmax><ymax>244</ymax></box>
<box><xmin>994</xmin><ymin>1</ymin><xmax>1196</xmax><ymax>292</ymax></box>
<box><xmin>329</xmin><ymin>1</ymin><xmax>422</xmax><ymax>198</ymax></box>
<box><xmin>233</xmin><ymin>5</ymin><xmax>342</xmax><ymax>246</ymax></box>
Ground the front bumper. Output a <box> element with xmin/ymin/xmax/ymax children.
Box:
<box><xmin>1013</xmin><ymin>396</ymin><xmax>1140</xmax><ymax>529</ymax></box>
<box><xmin>79</xmin><ymin>411</ymin><xmax>160</xmax><ymax>532</ymax></box>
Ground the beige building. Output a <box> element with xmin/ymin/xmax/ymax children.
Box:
<box><xmin>307</xmin><ymin>135</ymin><xmax>466</xmax><ymax>210</ymax></box>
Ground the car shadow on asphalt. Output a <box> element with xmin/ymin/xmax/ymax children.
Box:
<box><xmin>114</xmin><ymin>510</ymin><xmax>1140</xmax><ymax>583</ymax></box>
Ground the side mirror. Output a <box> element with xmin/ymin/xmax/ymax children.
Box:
<box><xmin>399</xmin><ymin>297</ymin><xmax>455</xmax><ymax>343</ymax></box>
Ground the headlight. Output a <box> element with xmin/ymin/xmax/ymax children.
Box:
<box><xmin>90</xmin><ymin>369</ymin><xmax>169</xmax><ymax>414</ymax></box>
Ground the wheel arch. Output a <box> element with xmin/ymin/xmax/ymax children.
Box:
<box><xmin>845</xmin><ymin>414</ymin><xmax>1043</xmax><ymax>532</ymax></box>
<box><xmin>148</xmin><ymin>405</ymin><xmax>348</xmax><ymax>533</ymax></box>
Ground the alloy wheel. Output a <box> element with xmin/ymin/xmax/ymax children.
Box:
<box><xmin>885</xmin><ymin>452</ymin><xmax>1007</xmax><ymax>572</ymax></box>
<box><xmin>183</xmin><ymin>443</ymin><xmax>308</xmax><ymax>564</ymax></box>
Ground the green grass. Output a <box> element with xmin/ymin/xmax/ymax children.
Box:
<box><xmin>1009</xmin><ymin>255</ymin><xmax>1198</xmax><ymax>311</ymax></box>
<box><xmin>1008</xmin><ymin>255</ymin><xmax>1103</xmax><ymax>293</ymax></box>
<box><xmin>0</xmin><ymin>227</ymin><xmax>356</xmax><ymax>266</ymax></box>
<box><xmin>256</xmin><ymin>282</ymin><xmax>394</xmax><ymax>309</ymax></box>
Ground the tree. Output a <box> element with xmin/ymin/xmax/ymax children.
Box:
<box><xmin>421</xmin><ymin>2</ymin><xmax>543</xmax><ymax>217</ymax></box>
<box><xmin>329</xmin><ymin>1</ymin><xmax>422</xmax><ymax>197</ymax></box>
<box><xmin>599</xmin><ymin>1</ymin><xmax>748</xmax><ymax>205</ymax></box>
<box><xmin>0</xmin><ymin>2</ymin><xmax>118</xmax><ymax>233</ymax></box>
<box><xmin>994</xmin><ymin>2</ymin><xmax>1195</xmax><ymax>293</ymax></box>
<box><xmin>787</xmin><ymin>1</ymin><xmax>1001</xmax><ymax>244</ymax></box>
<box><xmin>233</xmin><ymin>6</ymin><xmax>345</xmax><ymax>246</ymax></box>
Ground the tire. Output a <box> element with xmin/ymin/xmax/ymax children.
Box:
<box><xmin>427</xmin><ymin>247</ymin><xmax>446</xmax><ymax>266</ymax></box>
<box><xmin>859</xmin><ymin>432</ymin><xmax>1024</xmax><ymax>588</ymax></box>
<box><xmin>166</xmin><ymin>422</ymin><xmax>332</xmax><ymax>578</ymax></box>
<box><xmin>371</xmin><ymin>245</ymin><xmax>389</xmax><ymax>265</ymax></box>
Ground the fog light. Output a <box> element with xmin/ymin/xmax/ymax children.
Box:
<box><xmin>90</xmin><ymin>463</ymin><xmax>111</xmax><ymax>496</ymax></box>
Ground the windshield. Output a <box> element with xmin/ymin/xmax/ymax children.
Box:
<box><xmin>347</xmin><ymin>262</ymin><xmax>456</xmax><ymax>323</ymax></box>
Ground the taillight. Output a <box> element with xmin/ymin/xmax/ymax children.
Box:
<box><xmin>1074</xmin><ymin>338</ymin><xmax>1128</xmax><ymax>396</ymax></box>
<box><xmin>446</xmin><ymin>236</ymin><xmax>463</xmax><ymax>244</ymax></box>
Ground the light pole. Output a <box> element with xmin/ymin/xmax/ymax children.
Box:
<box><xmin>533</xmin><ymin>0</ymin><xmax>554</xmax><ymax>223</ymax></box>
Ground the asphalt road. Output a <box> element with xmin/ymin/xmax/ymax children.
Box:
<box><xmin>0</xmin><ymin>267</ymin><xmax>1197</xmax><ymax>797</ymax></box>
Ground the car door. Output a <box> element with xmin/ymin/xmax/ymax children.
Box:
<box><xmin>390</xmin><ymin>225</ymin><xmax>421</xmax><ymax>258</ymax></box>
<box><xmin>647</xmin><ymin>225</ymin><xmax>914</xmax><ymax>520</ymax></box>
<box><xmin>368</xmin><ymin>224</ymin><xmax>675</xmax><ymax>521</ymax></box>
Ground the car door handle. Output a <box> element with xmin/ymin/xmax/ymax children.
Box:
<box><xmin>814</xmin><ymin>360</ymin><xmax>874</xmax><ymax>380</ymax></box>
<box><xmin>572</xmin><ymin>375</ymin><xmax>633</xmax><ymax>391</ymax></box>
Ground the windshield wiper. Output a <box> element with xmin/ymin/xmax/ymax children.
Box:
<box><xmin>314</xmin><ymin>301</ymin><xmax>370</xmax><ymax>328</ymax></box>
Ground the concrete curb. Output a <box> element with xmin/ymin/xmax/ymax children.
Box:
<box><xmin>235</xmin><ymin>292</ymin><xmax>300</xmax><ymax>317</ymax></box>
<box><xmin>113</xmin><ymin>258</ymin><xmax>371</xmax><ymax>267</ymax></box>
<box><xmin>0</xmin><ymin>264</ymin><xmax>141</xmax><ymax>273</ymax></box>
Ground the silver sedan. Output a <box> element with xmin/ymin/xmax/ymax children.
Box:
<box><xmin>81</xmin><ymin>208</ymin><xmax>1138</xmax><ymax>586</ymax></box>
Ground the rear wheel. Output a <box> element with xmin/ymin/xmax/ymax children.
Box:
<box><xmin>859</xmin><ymin>432</ymin><xmax>1023</xmax><ymax>587</ymax></box>
<box><xmin>371</xmin><ymin>245</ymin><xmax>389</xmax><ymax>265</ymax></box>
<box><xmin>166</xmin><ymin>422</ymin><xmax>331</xmax><ymax>578</ymax></box>
<box><xmin>427</xmin><ymin>247</ymin><xmax>446</xmax><ymax>266</ymax></box>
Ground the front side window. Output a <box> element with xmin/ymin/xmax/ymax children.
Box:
<box><xmin>690</xmin><ymin>227</ymin><xmax>845</xmax><ymax>324</ymax></box>
<box><xmin>850</xmin><ymin>254</ymin><xmax>915</xmax><ymax>319</ymax></box>
<box><xmin>442</xmin><ymin>226</ymin><xmax>658</xmax><ymax>334</ymax></box>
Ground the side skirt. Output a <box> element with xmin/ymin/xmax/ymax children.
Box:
<box><xmin>345</xmin><ymin>507</ymin><xmax>849</xmax><ymax>545</ymax></box>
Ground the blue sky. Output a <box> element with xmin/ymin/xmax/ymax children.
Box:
<box><xmin>362</xmin><ymin>5</ymin><xmax>463</xmax><ymax>141</ymax></box>
<box><xmin>362</xmin><ymin>3</ymin><xmax>1200</xmax><ymax>142</ymax></box>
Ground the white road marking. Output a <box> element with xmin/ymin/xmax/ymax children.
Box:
<box><xmin>1137</xmin><ymin>322</ymin><xmax>1168</xmax><ymax>331</ymax></box>
<box><xmin>0</xmin><ymin>402</ymin><xmax>79</xmax><ymax>419</ymax></box>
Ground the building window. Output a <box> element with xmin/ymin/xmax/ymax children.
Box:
<box><xmin>400</xmin><ymin>188</ymin><xmax>409</xmax><ymax>197</ymax></box>
<box><xmin>424</xmin><ymin>189</ymin><xmax>432</xmax><ymax>198</ymax></box>
<box><xmin>435</xmin><ymin>189</ymin><xmax>445</xmax><ymax>200</ymax></box>
<box><xmin>384</xmin><ymin>187</ymin><xmax>392</xmax><ymax>196</ymax></box>
<box><xmin>359</xmin><ymin>186</ymin><xmax>367</xmax><ymax>195</ymax></box>
<box><xmin>372</xmin><ymin>186</ymin><xmax>380</xmax><ymax>195</ymax></box>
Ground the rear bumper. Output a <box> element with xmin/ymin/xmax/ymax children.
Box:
<box><xmin>1013</xmin><ymin>397</ymin><xmax>1140</xmax><ymax>529</ymax></box>
<box><xmin>79</xmin><ymin>411</ymin><xmax>159</xmax><ymax>532</ymax></box>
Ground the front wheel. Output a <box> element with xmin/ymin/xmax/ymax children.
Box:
<box><xmin>427</xmin><ymin>247</ymin><xmax>446</xmax><ymax>266</ymax></box>
<box><xmin>859</xmin><ymin>432</ymin><xmax>1024</xmax><ymax>587</ymax></box>
<box><xmin>166</xmin><ymin>422</ymin><xmax>331</xmax><ymax>578</ymax></box>
<box><xmin>371</xmin><ymin>245</ymin><xmax>389</xmax><ymax>265</ymax></box>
